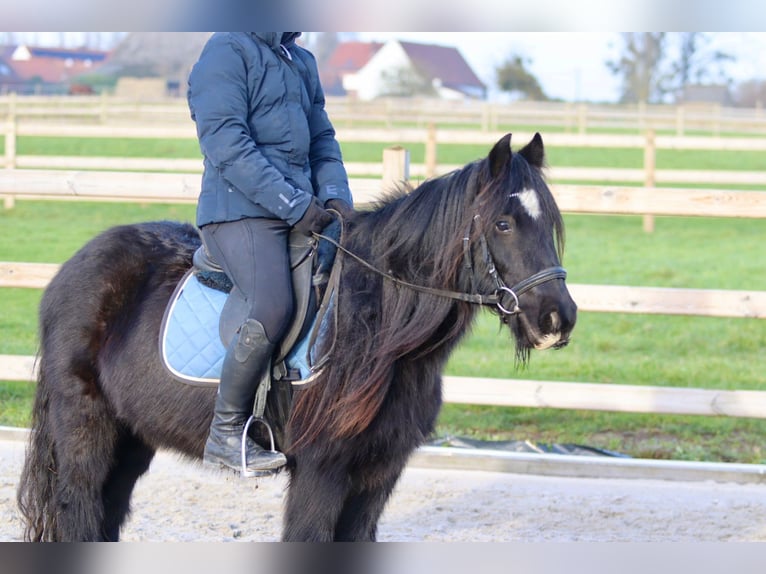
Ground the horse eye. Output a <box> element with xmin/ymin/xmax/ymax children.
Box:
<box><xmin>495</xmin><ymin>220</ymin><xmax>513</xmax><ymax>233</ymax></box>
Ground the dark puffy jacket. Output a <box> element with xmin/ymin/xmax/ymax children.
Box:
<box><xmin>188</xmin><ymin>32</ymin><xmax>352</xmax><ymax>227</ymax></box>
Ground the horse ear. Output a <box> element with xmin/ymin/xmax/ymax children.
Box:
<box><xmin>518</xmin><ymin>132</ymin><xmax>545</xmax><ymax>168</ymax></box>
<box><xmin>488</xmin><ymin>133</ymin><xmax>513</xmax><ymax>178</ymax></box>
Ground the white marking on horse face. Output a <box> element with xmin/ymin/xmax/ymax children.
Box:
<box><xmin>513</xmin><ymin>188</ymin><xmax>541</xmax><ymax>220</ymax></box>
<box><xmin>534</xmin><ymin>332</ymin><xmax>562</xmax><ymax>350</ymax></box>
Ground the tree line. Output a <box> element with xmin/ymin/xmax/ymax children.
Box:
<box><xmin>497</xmin><ymin>33</ymin><xmax>764</xmax><ymax>107</ymax></box>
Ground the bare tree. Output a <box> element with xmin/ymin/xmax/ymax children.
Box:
<box><xmin>675</xmin><ymin>33</ymin><xmax>734</xmax><ymax>92</ymax></box>
<box><xmin>495</xmin><ymin>54</ymin><xmax>546</xmax><ymax>100</ymax></box>
<box><xmin>606</xmin><ymin>33</ymin><xmax>671</xmax><ymax>104</ymax></box>
<box><xmin>304</xmin><ymin>32</ymin><xmax>340</xmax><ymax>68</ymax></box>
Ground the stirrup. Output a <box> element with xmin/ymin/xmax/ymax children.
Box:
<box><xmin>240</xmin><ymin>415</ymin><xmax>278</xmax><ymax>478</ymax></box>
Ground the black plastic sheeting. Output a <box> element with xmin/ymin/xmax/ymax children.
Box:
<box><xmin>428</xmin><ymin>436</ymin><xmax>631</xmax><ymax>458</ymax></box>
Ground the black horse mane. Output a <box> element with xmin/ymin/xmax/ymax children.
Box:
<box><xmin>287</xmin><ymin>145</ymin><xmax>564</xmax><ymax>451</ymax></box>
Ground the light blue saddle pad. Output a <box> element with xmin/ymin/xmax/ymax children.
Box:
<box><xmin>160</xmin><ymin>272</ymin><xmax>312</xmax><ymax>385</ymax></box>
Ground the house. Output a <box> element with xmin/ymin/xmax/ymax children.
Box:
<box><xmin>330</xmin><ymin>39</ymin><xmax>486</xmax><ymax>101</ymax></box>
<box><xmin>0</xmin><ymin>44</ymin><xmax>109</xmax><ymax>94</ymax></box>
<box><xmin>678</xmin><ymin>84</ymin><xmax>734</xmax><ymax>107</ymax></box>
<box><xmin>0</xmin><ymin>49</ymin><xmax>22</xmax><ymax>91</ymax></box>
<box><xmin>319</xmin><ymin>41</ymin><xmax>383</xmax><ymax>96</ymax></box>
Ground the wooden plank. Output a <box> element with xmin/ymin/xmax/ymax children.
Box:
<box><xmin>4</xmin><ymin>354</ymin><xmax>766</xmax><ymax>421</ymax></box>
<box><xmin>568</xmin><ymin>284</ymin><xmax>766</xmax><ymax>318</ymax></box>
<box><xmin>551</xmin><ymin>185</ymin><xmax>766</xmax><ymax>218</ymax></box>
<box><xmin>0</xmin><ymin>170</ymin><xmax>384</xmax><ymax>205</ymax></box>
<box><xmin>0</xmin><ymin>262</ymin><xmax>59</xmax><ymax>288</ymax></box>
<box><xmin>656</xmin><ymin>135</ymin><xmax>766</xmax><ymax>151</ymax></box>
<box><xmin>6</xmin><ymin>96</ymin><xmax>766</xmax><ymax>140</ymax></box>
<box><xmin>17</xmin><ymin>123</ymin><xmax>196</xmax><ymax>139</ymax></box>
<box><xmin>4</xmin><ymin>171</ymin><xmax>766</xmax><ymax>219</ymax></box>
<box><xmin>0</xmin><ymin>355</ymin><xmax>36</xmax><ymax>381</ymax></box>
<box><xmin>3</xmin><ymin>261</ymin><xmax>764</xmax><ymax>320</ymax></box>
<box><xmin>8</xmin><ymin>159</ymin><xmax>766</xmax><ymax>191</ymax></box>
<box><xmin>442</xmin><ymin>376</ymin><xmax>766</xmax><ymax>419</ymax></box>
<box><xmin>551</xmin><ymin>167</ymin><xmax>766</xmax><ymax>186</ymax></box>
<box><xmin>655</xmin><ymin>169</ymin><xmax>766</xmax><ymax>185</ymax></box>
<box><xmin>17</xmin><ymin>155</ymin><xmax>204</xmax><ymax>173</ymax></box>
<box><xmin>14</xmin><ymin>120</ymin><xmax>766</xmax><ymax>152</ymax></box>
<box><xmin>0</xmin><ymin>169</ymin><xmax>202</xmax><ymax>201</ymax></box>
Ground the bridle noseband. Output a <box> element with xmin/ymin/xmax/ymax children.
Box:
<box><xmin>314</xmin><ymin>214</ymin><xmax>566</xmax><ymax>317</ymax></box>
<box><xmin>462</xmin><ymin>214</ymin><xmax>566</xmax><ymax>316</ymax></box>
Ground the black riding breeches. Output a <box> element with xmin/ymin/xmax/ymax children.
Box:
<box><xmin>199</xmin><ymin>218</ymin><xmax>294</xmax><ymax>343</ymax></box>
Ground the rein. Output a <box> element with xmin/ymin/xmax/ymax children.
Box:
<box><xmin>313</xmin><ymin>217</ymin><xmax>566</xmax><ymax>316</ymax></box>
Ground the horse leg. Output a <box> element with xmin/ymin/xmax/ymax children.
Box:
<box><xmin>101</xmin><ymin>432</ymin><xmax>156</xmax><ymax>541</ymax></box>
<box><xmin>333</xmin><ymin>467</ymin><xmax>403</xmax><ymax>541</ymax></box>
<box><xmin>282</xmin><ymin>462</ymin><xmax>352</xmax><ymax>542</ymax></box>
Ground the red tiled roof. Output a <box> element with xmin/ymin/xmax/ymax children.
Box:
<box><xmin>326</xmin><ymin>41</ymin><xmax>383</xmax><ymax>71</ymax></box>
<box><xmin>320</xmin><ymin>41</ymin><xmax>383</xmax><ymax>95</ymax></box>
<box><xmin>9</xmin><ymin>59</ymin><xmax>101</xmax><ymax>83</ymax></box>
<box><xmin>321</xmin><ymin>39</ymin><xmax>485</xmax><ymax>98</ymax></box>
<box><xmin>0</xmin><ymin>45</ymin><xmax>109</xmax><ymax>84</ymax></box>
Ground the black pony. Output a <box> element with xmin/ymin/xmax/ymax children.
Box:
<box><xmin>17</xmin><ymin>133</ymin><xmax>576</xmax><ymax>542</ymax></box>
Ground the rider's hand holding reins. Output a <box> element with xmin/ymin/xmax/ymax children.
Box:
<box><xmin>294</xmin><ymin>198</ymin><xmax>334</xmax><ymax>237</ymax></box>
<box><xmin>326</xmin><ymin>199</ymin><xmax>355</xmax><ymax>221</ymax></box>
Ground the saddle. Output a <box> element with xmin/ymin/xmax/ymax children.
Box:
<box><xmin>159</xmin><ymin>223</ymin><xmax>338</xmax><ymax>388</ymax></box>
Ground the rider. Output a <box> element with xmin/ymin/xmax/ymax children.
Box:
<box><xmin>187</xmin><ymin>33</ymin><xmax>354</xmax><ymax>474</ymax></box>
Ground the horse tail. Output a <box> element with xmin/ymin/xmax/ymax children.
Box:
<box><xmin>17</xmin><ymin>358</ymin><xmax>59</xmax><ymax>541</ymax></box>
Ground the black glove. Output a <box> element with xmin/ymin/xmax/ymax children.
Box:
<box><xmin>326</xmin><ymin>199</ymin><xmax>355</xmax><ymax>220</ymax></box>
<box><xmin>294</xmin><ymin>199</ymin><xmax>334</xmax><ymax>237</ymax></box>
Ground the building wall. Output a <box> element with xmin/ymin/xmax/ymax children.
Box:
<box><xmin>344</xmin><ymin>41</ymin><xmax>412</xmax><ymax>100</ymax></box>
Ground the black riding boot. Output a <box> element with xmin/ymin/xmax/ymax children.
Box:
<box><xmin>204</xmin><ymin>318</ymin><xmax>287</xmax><ymax>475</ymax></box>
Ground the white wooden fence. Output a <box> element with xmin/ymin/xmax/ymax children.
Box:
<box><xmin>3</xmin><ymin>94</ymin><xmax>766</xmax><ymax>136</ymax></box>
<box><xmin>1</xmin><ymin>172</ymin><xmax>765</xmax><ymax>419</ymax></box>
<box><xmin>1</xmin><ymin>106</ymin><xmax>764</xmax><ymax>418</ymax></box>
<box><xmin>5</xmin><ymin>120</ymin><xmax>766</xmax><ymax>188</ymax></box>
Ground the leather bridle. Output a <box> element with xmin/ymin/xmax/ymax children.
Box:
<box><xmin>314</xmin><ymin>213</ymin><xmax>566</xmax><ymax>317</ymax></box>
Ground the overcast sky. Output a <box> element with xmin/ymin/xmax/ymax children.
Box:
<box><xmin>357</xmin><ymin>32</ymin><xmax>766</xmax><ymax>102</ymax></box>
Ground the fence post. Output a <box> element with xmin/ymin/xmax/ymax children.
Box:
<box><xmin>3</xmin><ymin>113</ymin><xmax>16</xmax><ymax>209</ymax></box>
<box><xmin>643</xmin><ymin>128</ymin><xmax>656</xmax><ymax>233</ymax></box>
<box><xmin>638</xmin><ymin>101</ymin><xmax>647</xmax><ymax>132</ymax></box>
<box><xmin>99</xmin><ymin>91</ymin><xmax>108</xmax><ymax>124</ymax></box>
<box><xmin>713</xmin><ymin>104</ymin><xmax>721</xmax><ymax>137</ymax></box>
<box><xmin>480</xmin><ymin>103</ymin><xmax>490</xmax><ymax>131</ymax></box>
<box><xmin>425</xmin><ymin>123</ymin><xmax>437</xmax><ymax>179</ymax></box>
<box><xmin>675</xmin><ymin>105</ymin><xmax>685</xmax><ymax>137</ymax></box>
<box><xmin>577</xmin><ymin>103</ymin><xmax>587</xmax><ymax>134</ymax></box>
<box><xmin>382</xmin><ymin>146</ymin><xmax>410</xmax><ymax>191</ymax></box>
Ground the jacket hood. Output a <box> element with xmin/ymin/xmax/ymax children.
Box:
<box><xmin>252</xmin><ymin>33</ymin><xmax>301</xmax><ymax>50</ymax></box>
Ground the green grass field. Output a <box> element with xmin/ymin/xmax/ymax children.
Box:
<box><xmin>0</xmin><ymin>135</ymin><xmax>764</xmax><ymax>464</ymax></box>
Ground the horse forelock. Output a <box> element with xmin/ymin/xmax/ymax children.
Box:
<box><xmin>475</xmin><ymin>152</ymin><xmax>565</xmax><ymax>260</ymax></box>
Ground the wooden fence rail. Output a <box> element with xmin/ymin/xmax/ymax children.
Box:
<box><xmin>3</xmin><ymin>95</ymin><xmax>766</xmax><ymax>136</ymax></box>
<box><xmin>1</xmin><ymin>261</ymin><xmax>763</xmax><ymax>319</ymax></box>
<box><xmin>5</xmin><ymin>122</ymin><xmax>766</xmax><ymax>191</ymax></box>
<box><xmin>2</xmin><ymin>170</ymin><xmax>766</xmax><ymax>219</ymax></box>
<box><xmin>1</xmin><ymin>173</ymin><xmax>765</xmax><ymax>419</ymax></box>
<box><xmin>3</xmin><ymin>354</ymin><xmax>766</xmax><ymax>419</ymax></box>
